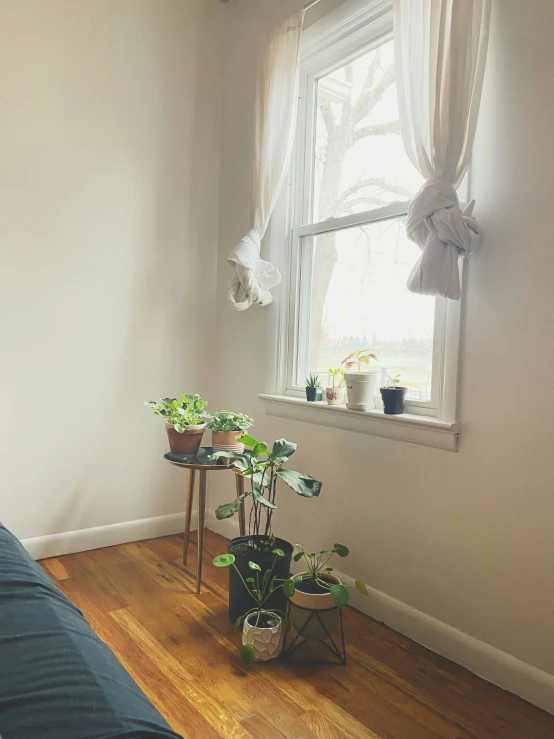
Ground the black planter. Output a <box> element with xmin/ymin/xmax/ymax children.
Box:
<box><xmin>227</xmin><ymin>535</ymin><xmax>293</xmax><ymax>623</ymax></box>
<box><xmin>380</xmin><ymin>386</ymin><xmax>407</xmax><ymax>415</ymax></box>
<box><xmin>305</xmin><ymin>387</ymin><xmax>318</xmax><ymax>401</ymax></box>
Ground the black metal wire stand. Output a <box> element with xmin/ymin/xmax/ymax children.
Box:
<box><xmin>280</xmin><ymin>602</ymin><xmax>346</xmax><ymax>665</ymax></box>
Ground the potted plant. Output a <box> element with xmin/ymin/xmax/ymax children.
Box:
<box><xmin>380</xmin><ymin>374</ymin><xmax>408</xmax><ymax>415</ymax></box>
<box><xmin>145</xmin><ymin>393</ymin><xmax>209</xmax><ymax>456</ymax></box>
<box><xmin>213</xmin><ymin>549</ymin><xmax>296</xmax><ymax>664</ymax></box>
<box><xmin>305</xmin><ymin>374</ymin><xmax>323</xmax><ymax>402</ymax></box>
<box><xmin>325</xmin><ymin>368</ymin><xmax>345</xmax><ymax>405</ymax></box>
<box><xmin>211</xmin><ymin>435</ymin><xmax>322</xmax><ymax>622</ymax></box>
<box><xmin>288</xmin><ymin>542</ymin><xmax>368</xmax><ymax>641</ymax></box>
<box><xmin>207</xmin><ymin>411</ymin><xmax>253</xmax><ymax>454</ymax></box>
<box><xmin>341</xmin><ymin>349</ymin><xmax>379</xmax><ymax>411</ymax></box>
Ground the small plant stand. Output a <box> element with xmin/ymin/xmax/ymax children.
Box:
<box><xmin>280</xmin><ymin>603</ymin><xmax>346</xmax><ymax>665</ymax></box>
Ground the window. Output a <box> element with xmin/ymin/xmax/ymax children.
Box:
<box><xmin>274</xmin><ymin>1</ymin><xmax>462</xmax><ymax>422</ymax></box>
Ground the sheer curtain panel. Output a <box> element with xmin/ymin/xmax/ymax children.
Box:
<box><xmin>227</xmin><ymin>11</ymin><xmax>304</xmax><ymax>311</ymax></box>
<box><xmin>394</xmin><ymin>0</ymin><xmax>491</xmax><ymax>299</ymax></box>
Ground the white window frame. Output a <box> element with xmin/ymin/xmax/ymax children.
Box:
<box><xmin>262</xmin><ymin>0</ymin><xmax>462</xmax><ymax>448</ymax></box>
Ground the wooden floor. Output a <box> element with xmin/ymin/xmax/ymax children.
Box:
<box><xmin>39</xmin><ymin>531</ymin><xmax>554</xmax><ymax>739</ymax></box>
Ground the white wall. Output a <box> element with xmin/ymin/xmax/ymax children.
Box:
<box><xmin>0</xmin><ymin>0</ymin><xmax>223</xmax><ymax>539</ymax></box>
<box><xmin>211</xmin><ymin>0</ymin><xmax>554</xmax><ymax>694</ymax></box>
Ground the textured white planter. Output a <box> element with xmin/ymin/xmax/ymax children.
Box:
<box><xmin>325</xmin><ymin>387</ymin><xmax>345</xmax><ymax>405</ymax></box>
<box><xmin>242</xmin><ymin>612</ymin><xmax>284</xmax><ymax>662</ymax></box>
<box><xmin>289</xmin><ymin>572</ymin><xmax>341</xmax><ymax>641</ymax></box>
<box><xmin>344</xmin><ymin>371</ymin><xmax>379</xmax><ymax>410</ymax></box>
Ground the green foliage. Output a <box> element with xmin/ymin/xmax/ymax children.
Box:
<box><xmin>305</xmin><ymin>373</ymin><xmax>322</xmax><ymax>388</ymax></box>
<box><xmin>292</xmin><ymin>542</ymin><xmax>368</xmax><ymax>608</ymax></box>
<box><xmin>385</xmin><ymin>373</ymin><xmax>402</xmax><ymax>388</ymax></box>
<box><xmin>328</xmin><ymin>368</ymin><xmax>345</xmax><ymax>388</ymax></box>
<box><xmin>212</xmin><ymin>549</ymin><xmax>295</xmax><ymax>664</ymax></box>
<box><xmin>144</xmin><ymin>393</ymin><xmax>209</xmax><ymax>433</ymax></box>
<box><xmin>341</xmin><ymin>349</ymin><xmax>378</xmax><ymax>373</ymax></box>
<box><xmin>210</xmin><ymin>435</ymin><xmax>322</xmax><ymax>542</ymax></box>
<box><xmin>207</xmin><ymin>410</ymin><xmax>253</xmax><ymax>433</ymax></box>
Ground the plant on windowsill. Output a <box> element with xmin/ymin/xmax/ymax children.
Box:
<box><xmin>341</xmin><ymin>349</ymin><xmax>379</xmax><ymax>411</ymax></box>
<box><xmin>288</xmin><ymin>543</ymin><xmax>368</xmax><ymax>641</ymax></box>
<box><xmin>207</xmin><ymin>411</ymin><xmax>253</xmax><ymax>455</ymax></box>
<box><xmin>213</xmin><ymin>549</ymin><xmax>297</xmax><ymax>664</ymax></box>
<box><xmin>145</xmin><ymin>393</ymin><xmax>210</xmax><ymax>456</ymax></box>
<box><xmin>210</xmin><ymin>435</ymin><xmax>322</xmax><ymax>623</ymax></box>
<box><xmin>325</xmin><ymin>368</ymin><xmax>345</xmax><ymax>405</ymax></box>
<box><xmin>380</xmin><ymin>374</ymin><xmax>408</xmax><ymax>415</ymax></box>
<box><xmin>305</xmin><ymin>373</ymin><xmax>323</xmax><ymax>402</ymax></box>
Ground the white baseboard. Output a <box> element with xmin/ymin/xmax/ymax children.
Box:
<box><xmin>21</xmin><ymin>512</ymin><xmax>192</xmax><ymax>560</ymax></box>
<box><xmin>205</xmin><ymin>511</ymin><xmax>554</xmax><ymax>715</ymax></box>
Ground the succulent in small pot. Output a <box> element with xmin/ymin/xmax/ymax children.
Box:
<box><xmin>341</xmin><ymin>349</ymin><xmax>379</xmax><ymax>411</ymax></box>
<box><xmin>213</xmin><ymin>550</ymin><xmax>296</xmax><ymax>663</ymax></box>
<box><xmin>380</xmin><ymin>374</ymin><xmax>408</xmax><ymax>415</ymax></box>
<box><xmin>145</xmin><ymin>393</ymin><xmax>209</xmax><ymax>456</ymax></box>
<box><xmin>326</xmin><ymin>368</ymin><xmax>345</xmax><ymax>405</ymax></box>
<box><xmin>305</xmin><ymin>373</ymin><xmax>323</xmax><ymax>402</ymax></box>
<box><xmin>207</xmin><ymin>411</ymin><xmax>253</xmax><ymax>455</ymax></box>
<box><xmin>289</xmin><ymin>543</ymin><xmax>368</xmax><ymax>641</ymax></box>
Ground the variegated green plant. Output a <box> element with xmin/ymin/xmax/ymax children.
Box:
<box><xmin>210</xmin><ymin>436</ymin><xmax>322</xmax><ymax>542</ymax></box>
<box><xmin>144</xmin><ymin>393</ymin><xmax>209</xmax><ymax>433</ymax></box>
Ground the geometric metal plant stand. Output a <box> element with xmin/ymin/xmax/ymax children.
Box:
<box><xmin>280</xmin><ymin>602</ymin><xmax>346</xmax><ymax>665</ymax></box>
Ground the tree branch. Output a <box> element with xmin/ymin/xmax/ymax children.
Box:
<box><xmin>352</xmin><ymin>62</ymin><xmax>396</xmax><ymax>126</ymax></box>
<box><xmin>351</xmin><ymin>120</ymin><xmax>401</xmax><ymax>144</ymax></box>
<box><xmin>338</xmin><ymin>177</ymin><xmax>412</xmax><ymax>205</ymax></box>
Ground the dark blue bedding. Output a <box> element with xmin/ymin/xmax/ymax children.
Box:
<box><xmin>0</xmin><ymin>524</ymin><xmax>182</xmax><ymax>739</ymax></box>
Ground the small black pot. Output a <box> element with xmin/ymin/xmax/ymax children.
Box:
<box><xmin>227</xmin><ymin>535</ymin><xmax>293</xmax><ymax>622</ymax></box>
<box><xmin>380</xmin><ymin>386</ymin><xmax>407</xmax><ymax>415</ymax></box>
<box><xmin>306</xmin><ymin>387</ymin><xmax>321</xmax><ymax>402</ymax></box>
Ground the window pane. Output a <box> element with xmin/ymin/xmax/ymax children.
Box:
<box><xmin>312</xmin><ymin>38</ymin><xmax>422</xmax><ymax>222</ymax></box>
<box><xmin>298</xmin><ymin>219</ymin><xmax>435</xmax><ymax>402</ymax></box>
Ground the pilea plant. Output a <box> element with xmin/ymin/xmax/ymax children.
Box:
<box><xmin>341</xmin><ymin>349</ymin><xmax>378</xmax><ymax>373</ymax></box>
<box><xmin>213</xmin><ymin>550</ymin><xmax>297</xmax><ymax>664</ymax></box>
<box><xmin>144</xmin><ymin>393</ymin><xmax>209</xmax><ymax>432</ymax></box>
<box><xmin>207</xmin><ymin>411</ymin><xmax>253</xmax><ymax>433</ymax></box>
<box><xmin>211</xmin><ymin>436</ymin><xmax>322</xmax><ymax>546</ymax></box>
<box><xmin>293</xmin><ymin>542</ymin><xmax>368</xmax><ymax>607</ymax></box>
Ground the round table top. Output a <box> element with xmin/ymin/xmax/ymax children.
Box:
<box><xmin>164</xmin><ymin>447</ymin><xmax>234</xmax><ymax>471</ymax></box>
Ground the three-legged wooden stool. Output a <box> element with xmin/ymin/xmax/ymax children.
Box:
<box><xmin>165</xmin><ymin>447</ymin><xmax>245</xmax><ymax>593</ymax></box>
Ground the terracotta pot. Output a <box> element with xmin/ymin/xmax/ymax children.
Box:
<box><xmin>325</xmin><ymin>387</ymin><xmax>345</xmax><ymax>405</ymax></box>
<box><xmin>165</xmin><ymin>423</ymin><xmax>206</xmax><ymax>456</ymax></box>
<box><xmin>289</xmin><ymin>571</ymin><xmax>341</xmax><ymax>641</ymax></box>
<box><xmin>212</xmin><ymin>429</ymin><xmax>245</xmax><ymax>455</ymax></box>
<box><xmin>242</xmin><ymin>611</ymin><xmax>284</xmax><ymax>662</ymax></box>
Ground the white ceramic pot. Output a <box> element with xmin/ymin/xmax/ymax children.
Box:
<box><xmin>289</xmin><ymin>572</ymin><xmax>341</xmax><ymax>641</ymax></box>
<box><xmin>242</xmin><ymin>611</ymin><xmax>284</xmax><ymax>662</ymax></box>
<box><xmin>344</xmin><ymin>371</ymin><xmax>379</xmax><ymax>410</ymax></box>
<box><xmin>325</xmin><ymin>387</ymin><xmax>345</xmax><ymax>405</ymax></box>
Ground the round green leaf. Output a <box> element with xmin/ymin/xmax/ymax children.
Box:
<box><xmin>240</xmin><ymin>644</ymin><xmax>256</xmax><ymax>665</ymax></box>
<box><xmin>333</xmin><ymin>543</ymin><xmax>349</xmax><ymax>558</ymax></box>
<box><xmin>282</xmin><ymin>578</ymin><xmax>296</xmax><ymax>597</ymax></box>
<box><xmin>234</xmin><ymin>615</ymin><xmax>243</xmax><ymax>630</ymax></box>
<box><xmin>213</xmin><ymin>553</ymin><xmax>235</xmax><ymax>567</ymax></box>
<box><xmin>248</xmin><ymin>561</ymin><xmax>262</xmax><ymax>571</ymax></box>
<box><xmin>330</xmin><ymin>584</ymin><xmax>349</xmax><ymax>607</ymax></box>
<box><xmin>355</xmin><ymin>579</ymin><xmax>369</xmax><ymax>596</ymax></box>
<box><xmin>246</xmin><ymin>577</ymin><xmax>255</xmax><ymax>583</ymax></box>
<box><xmin>293</xmin><ymin>552</ymin><xmax>303</xmax><ymax>562</ymax></box>
<box><xmin>271</xmin><ymin>548</ymin><xmax>285</xmax><ymax>558</ymax></box>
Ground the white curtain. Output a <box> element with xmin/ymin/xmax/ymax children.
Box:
<box><xmin>227</xmin><ymin>10</ymin><xmax>304</xmax><ymax>311</ymax></box>
<box><xmin>394</xmin><ymin>0</ymin><xmax>491</xmax><ymax>299</ymax></box>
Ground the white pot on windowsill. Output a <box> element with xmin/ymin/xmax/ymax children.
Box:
<box><xmin>344</xmin><ymin>371</ymin><xmax>379</xmax><ymax>411</ymax></box>
<box><xmin>325</xmin><ymin>387</ymin><xmax>345</xmax><ymax>406</ymax></box>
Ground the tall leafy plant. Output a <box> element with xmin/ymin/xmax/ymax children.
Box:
<box><xmin>211</xmin><ymin>436</ymin><xmax>322</xmax><ymax>541</ymax></box>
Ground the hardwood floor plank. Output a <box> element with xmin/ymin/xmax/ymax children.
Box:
<box><xmin>38</xmin><ymin>533</ymin><xmax>554</xmax><ymax>739</ymax></box>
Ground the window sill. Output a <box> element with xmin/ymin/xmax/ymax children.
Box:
<box><xmin>258</xmin><ymin>394</ymin><xmax>460</xmax><ymax>452</ymax></box>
